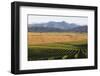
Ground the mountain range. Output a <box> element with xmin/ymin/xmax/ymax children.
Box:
<box><xmin>28</xmin><ymin>21</ymin><xmax>87</xmax><ymax>32</ymax></box>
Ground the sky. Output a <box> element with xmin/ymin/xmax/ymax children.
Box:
<box><xmin>28</xmin><ymin>14</ymin><xmax>88</xmax><ymax>26</ymax></box>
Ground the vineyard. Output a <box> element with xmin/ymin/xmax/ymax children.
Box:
<box><xmin>28</xmin><ymin>42</ymin><xmax>87</xmax><ymax>61</ymax></box>
<box><xmin>28</xmin><ymin>49</ymin><xmax>87</xmax><ymax>61</ymax></box>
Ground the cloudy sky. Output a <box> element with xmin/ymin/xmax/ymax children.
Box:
<box><xmin>28</xmin><ymin>14</ymin><xmax>88</xmax><ymax>26</ymax></box>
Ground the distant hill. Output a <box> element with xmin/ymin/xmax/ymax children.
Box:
<box><xmin>28</xmin><ymin>21</ymin><xmax>87</xmax><ymax>32</ymax></box>
<box><xmin>28</xmin><ymin>26</ymin><xmax>66</xmax><ymax>32</ymax></box>
<box><xmin>67</xmin><ymin>26</ymin><xmax>88</xmax><ymax>32</ymax></box>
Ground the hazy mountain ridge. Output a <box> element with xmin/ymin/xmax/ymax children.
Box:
<box><xmin>28</xmin><ymin>21</ymin><xmax>87</xmax><ymax>32</ymax></box>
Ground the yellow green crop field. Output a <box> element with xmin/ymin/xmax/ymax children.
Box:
<box><xmin>28</xmin><ymin>32</ymin><xmax>88</xmax><ymax>61</ymax></box>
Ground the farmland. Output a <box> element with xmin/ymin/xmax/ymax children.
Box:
<box><xmin>28</xmin><ymin>32</ymin><xmax>88</xmax><ymax>61</ymax></box>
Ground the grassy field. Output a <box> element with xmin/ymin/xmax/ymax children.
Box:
<box><xmin>28</xmin><ymin>32</ymin><xmax>88</xmax><ymax>61</ymax></box>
